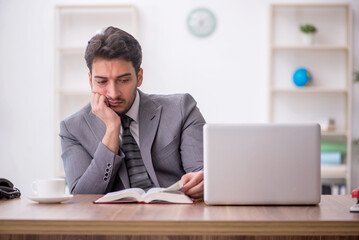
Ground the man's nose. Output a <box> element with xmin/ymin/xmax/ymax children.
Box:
<box><xmin>107</xmin><ymin>82</ymin><xmax>120</xmax><ymax>99</ymax></box>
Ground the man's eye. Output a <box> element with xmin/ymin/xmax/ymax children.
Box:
<box><xmin>119</xmin><ymin>79</ymin><xmax>130</xmax><ymax>83</ymax></box>
<box><xmin>96</xmin><ymin>81</ymin><xmax>107</xmax><ymax>85</ymax></box>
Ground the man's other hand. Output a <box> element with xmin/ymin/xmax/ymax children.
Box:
<box><xmin>181</xmin><ymin>171</ymin><xmax>204</xmax><ymax>202</ymax></box>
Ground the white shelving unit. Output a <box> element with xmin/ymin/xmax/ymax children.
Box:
<box><xmin>268</xmin><ymin>4</ymin><xmax>352</xmax><ymax>191</ymax></box>
<box><xmin>54</xmin><ymin>5</ymin><xmax>138</xmax><ymax>177</ymax></box>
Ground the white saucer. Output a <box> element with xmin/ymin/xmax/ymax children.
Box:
<box><xmin>27</xmin><ymin>194</ymin><xmax>73</xmax><ymax>203</ymax></box>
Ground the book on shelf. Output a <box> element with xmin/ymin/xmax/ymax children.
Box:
<box><xmin>322</xmin><ymin>184</ymin><xmax>347</xmax><ymax>195</ymax></box>
<box><xmin>321</xmin><ymin>141</ymin><xmax>347</xmax><ymax>154</ymax></box>
<box><xmin>94</xmin><ymin>180</ymin><xmax>193</xmax><ymax>204</ymax></box>
<box><xmin>321</xmin><ymin>152</ymin><xmax>342</xmax><ymax>165</ymax></box>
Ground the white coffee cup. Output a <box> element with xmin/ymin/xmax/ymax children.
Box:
<box><xmin>32</xmin><ymin>178</ymin><xmax>65</xmax><ymax>197</ymax></box>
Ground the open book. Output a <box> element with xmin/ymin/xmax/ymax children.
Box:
<box><xmin>94</xmin><ymin>180</ymin><xmax>193</xmax><ymax>204</ymax></box>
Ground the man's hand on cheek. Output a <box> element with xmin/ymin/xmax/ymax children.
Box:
<box><xmin>181</xmin><ymin>171</ymin><xmax>204</xmax><ymax>202</ymax></box>
<box><xmin>91</xmin><ymin>92</ymin><xmax>121</xmax><ymax>130</ymax></box>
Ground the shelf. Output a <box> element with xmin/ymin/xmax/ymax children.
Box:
<box><xmin>56</xmin><ymin>4</ymin><xmax>136</xmax><ymax>9</ymax></box>
<box><xmin>271</xmin><ymin>5</ymin><xmax>348</xmax><ymax>47</ymax></box>
<box><xmin>272</xmin><ymin>51</ymin><xmax>347</xmax><ymax>90</ymax></box>
<box><xmin>272</xmin><ymin>46</ymin><xmax>348</xmax><ymax>51</ymax></box>
<box><xmin>271</xmin><ymin>4</ymin><xmax>350</xmax><ymax>8</ymax></box>
<box><xmin>269</xmin><ymin>4</ymin><xmax>352</xmax><ymax>190</ymax></box>
<box><xmin>321</xmin><ymin>164</ymin><xmax>346</xmax><ymax>179</ymax></box>
<box><xmin>271</xmin><ymin>88</ymin><xmax>348</xmax><ymax>94</ymax></box>
<box><xmin>54</xmin><ymin>4</ymin><xmax>139</xmax><ymax>179</ymax></box>
<box><xmin>56</xmin><ymin>5</ymin><xmax>138</xmax><ymax>48</ymax></box>
<box><xmin>57</xmin><ymin>47</ymin><xmax>85</xmax><ymax>54</ymax></box>
<box><xmin>321</xmin><ymin>131</ymin><xmax>348</xmax><ymax>137</ymax></box>
<box><xmin>271</xmin><ymin>93</ymin><xmax>347</xmax><ymax>133</ymax></box>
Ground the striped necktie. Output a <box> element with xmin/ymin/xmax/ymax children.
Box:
<box><xmin>120</xmin><ymin>115</ymin><xmax>153</xmax><ymax>190</ymax></box>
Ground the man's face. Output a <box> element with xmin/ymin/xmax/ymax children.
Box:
<box><xmin>89</xmin><ymin>58</ymin><xmax>143</xmax><ymax>115</ymax></box>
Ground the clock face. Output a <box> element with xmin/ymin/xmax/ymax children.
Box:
<box><xmin>187</xmin><ymin>8</ymin><xmax>216</xmax><ymax>38</ymax></box>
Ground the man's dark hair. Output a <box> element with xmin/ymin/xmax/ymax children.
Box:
<box><xmin>85</xmin><ymin>26</ymin><xmax>142</xmax><ymax>74</ymax></box>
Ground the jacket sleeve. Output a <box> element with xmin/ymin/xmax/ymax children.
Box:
<box><xmin>179</xmin><ymin>93</ymin><xmax>206</xmax><ymax>173</ymax></box>
<box><xmin>59</xmin><ymin>120</ymin><xmax>124</xmax><ymax>194</ymax></box>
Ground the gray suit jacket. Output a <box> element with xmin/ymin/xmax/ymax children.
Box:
<box><xmin>60</xmin><ymin>90</ymin><xmax>205</xmax><ymax>194</ymax></box>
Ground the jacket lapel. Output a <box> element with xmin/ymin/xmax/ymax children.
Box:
<box><xmin>138</xmin><ymin>90</ymin><xmax>162</xmax><ymax>187</ymax></box>
<box><xmin>83</xmin><ymin>105</ymin><xmax>106</xmax><ymax>144</ymax></box>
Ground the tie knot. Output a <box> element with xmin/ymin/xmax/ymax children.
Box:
<box><xmin>121</xmin><ymin>115</ymin><xmax>132</xmax><ymax>129</ymax></box>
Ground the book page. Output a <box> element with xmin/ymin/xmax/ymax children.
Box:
<box><xmin>142</xmin><ymin>180</ymin><xmax>192</xmax><ymax>204</ymax></box>
<box><xmin>146</xmin><ymin>188</ymin><xmax>166</xmax><ymax>194</ymax></box>
<box><xmin>107</xmin><ymin>188</ymin><xmax>145</xmax><ymax>197</ymax></box>
<box><xmin>143</xmin><ymin>191</ymin><xmax>193</xmax><ymax>204</ymax></box>
<box><xmin>164</xmin><ymin>179</ymin><xmax>183</xmax><ymax>192</ymax></box>
<box><xmin>95</xmin><ymin>188</ymin><xmax>145</xmax><ymax>203</ymax></box>
<box><xmin>145</xmin><ymin>180</ymin><xmax>183</xmax><ymax>195</ymax></box>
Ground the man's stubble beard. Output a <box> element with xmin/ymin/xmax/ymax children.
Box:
<box><xmin>113</xmin><ymin>87</ymin><xmax>137</xmax><ymax>116</ymax></box>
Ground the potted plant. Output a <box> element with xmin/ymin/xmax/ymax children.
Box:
<box><xmin>299</xmin><ymin>24</ymin><xmax>317</xmax><ymax>45</ymax></box>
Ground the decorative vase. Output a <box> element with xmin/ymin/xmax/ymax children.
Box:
<box><xmin>301</xmin><ymin>33</ymin><xmax>315</xmax><ymax>45</ymax></box>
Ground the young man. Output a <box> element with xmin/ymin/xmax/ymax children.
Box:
<box><xmin>59</xmin><ymin>26</ymin><xmax>205</xmax><ymax>201</ymax></box>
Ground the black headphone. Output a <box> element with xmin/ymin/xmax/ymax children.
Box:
<box><xmin>0</xmin><ymin>178</ymin><xmax>21</xmax><ymax>199</ymax></box>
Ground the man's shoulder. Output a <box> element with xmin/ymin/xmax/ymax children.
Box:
<box><xmin>141</xmin><ymin>91</ymin><xmax>196</xmax><ymax>107</ymax></box>
<box><xmin>62</xmin><ymin>102</ymin><xmax>91</xmax><ymax>124</ymax></box>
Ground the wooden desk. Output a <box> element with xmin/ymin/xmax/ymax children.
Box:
<box><xmin>0</xmin><ymin>195</ymin><xmax>358</xmax><ymax>240</ymax></box>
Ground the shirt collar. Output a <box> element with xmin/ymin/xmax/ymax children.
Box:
<box><xmin>125</xmin><ymin>90</ymin><xmax>140</xmax><ymax>124</ymax></box>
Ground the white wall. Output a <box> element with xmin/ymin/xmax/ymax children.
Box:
<box><xmin>138</xmin><ymin>0</ymin><xmax>269</xmax><ymax>124</ymax></box>
<box><xmin>0</xmin><ymin>0</ymin><xmax>358</xmax><ymax>194</ymax></box>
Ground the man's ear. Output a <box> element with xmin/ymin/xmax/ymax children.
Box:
<box><xmin>137</xmin><ymin>68</ymin><xmax>143</xmax><ymax>87</ymax></box>
<box><xmin>89</xmin><ymin>72</ymin><xmax>93</xmax><ymax>91</ymax></box>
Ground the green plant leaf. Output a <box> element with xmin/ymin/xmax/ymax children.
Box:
<box><xmin>299</xmin><ymin>24</ymin><xmax>317</xmax><ymax>33</ymax></box>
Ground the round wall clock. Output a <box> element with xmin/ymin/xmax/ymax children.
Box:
<box><xmin>187</xmin><ymin>8</ymin><xmax>216</xmax><ymax>38</ymax></box>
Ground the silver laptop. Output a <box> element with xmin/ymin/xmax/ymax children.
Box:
<box><xmin>204</xmin><ymin>123</ymin><xmax>321</xmax><ymax>205</ymax></box>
